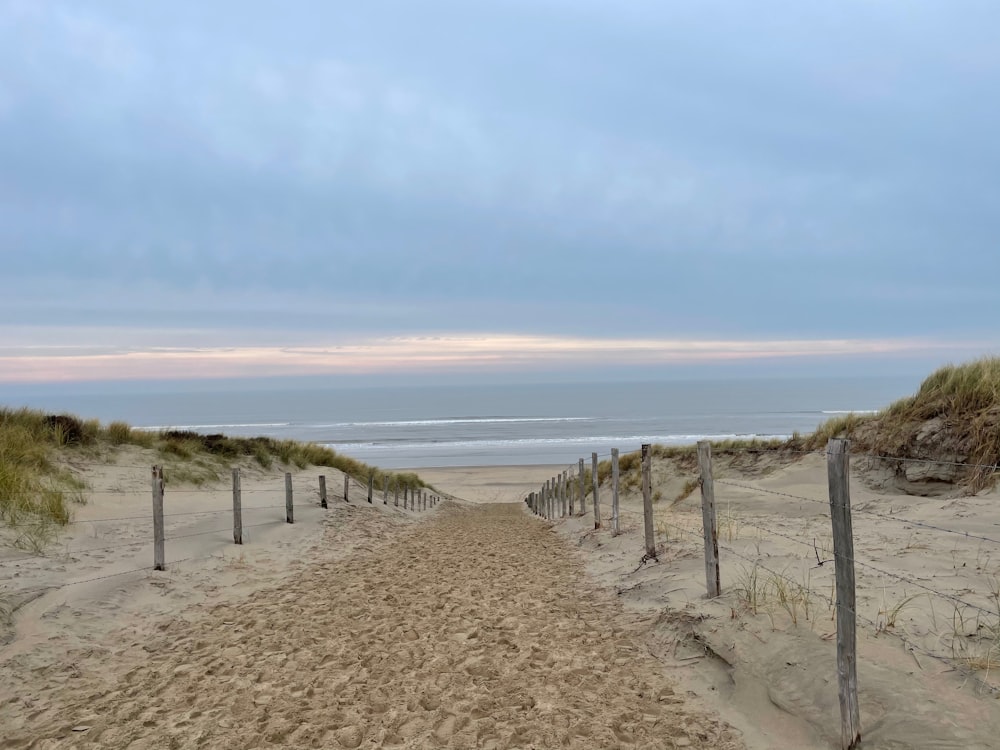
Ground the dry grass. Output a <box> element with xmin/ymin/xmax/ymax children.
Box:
<box><xmin>0</xmin><ymin>407</ymin><xmax>430</xmax><ymax>538</ymax></box>
<box><xmin>589</xmin><ymin>357</ymin><xmax>1000</xmax><ymax>496</ymax></box>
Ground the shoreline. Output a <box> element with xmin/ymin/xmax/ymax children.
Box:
<box><xmin>399</xmin><ymin>464</ymin><xmax>568</xmax><ymax>504</ymax></box>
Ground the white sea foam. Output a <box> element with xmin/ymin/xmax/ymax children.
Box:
<box><xmin>136</xmin><ymin>422</ymin><xmax>291</xmax><ymax>431</ymax></box>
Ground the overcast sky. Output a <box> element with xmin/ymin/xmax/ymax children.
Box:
<box><xmin>2</xmin><ymin>1</ymin><xmax>998</xmax><ymax>385</ymax></box>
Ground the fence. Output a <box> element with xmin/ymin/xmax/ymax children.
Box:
<box><xmin>525</xmin><ymin>439</ymin><xmax>1000</xmax><ymax>750</ymax></box>
<box><xmin>1</xmin><ymin>464</ymin><xmax>442</xmax><ymax>588</ymax></box>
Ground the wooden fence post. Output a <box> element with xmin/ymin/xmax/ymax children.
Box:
<box><xmin>828</xmin><ymin>438</ymin><xmax>861</xmax><ymax>750</ymax></box>
<box><xmin>344</xmin><ymin>474</ymin><xmax>350</xmax><ymax>503</ymax></box>
<box><xmin>591</xmin><ymin>452</ymin><xmax>601</xmax><ymax>529</ymax></box>
<box><xmin>367</xmin><ymin>474</ymin><xmax>373</xmax><ymax>504</ymax></box>
<box><xmin>383</xmin><ymin>476</ymin><xmax>389</xmax><ymax>505</ymax></box>
<box><xmin>611</xmin><ymin>448</ymin><xmax>620</xmax><ymax>536</ymax></box>
<box><xmin>569</xmin><ymin>468</ymin><xmax>575</xmax><ymax>515</ymax></box>
<box><xmin>285</xmin><ymin>472</ymin><xmax>294</xmax><ymax>524</ymax></box>
<box><xmin>232</xmin><ymin>468</ymin><xmax>243</xmax><ymax>545</ymax></box>
<box><xmin>152</xmin><ymin>465</ymin><xmax>165</xmax><ymax>570</ymax></box>
<box><xmin>404</xmin><ymin>486</ymin><xmax>408</xmax><ymax>510</ymax></box>
<box><xmin>697</xmin><ymin>441</ymin><xmax>720</xmax><ymax>598</ymax></box>
<box><xmin>641</xmin><ymin>444</ymin><xmax>656</xmax><ymax>559</ymax></box>
<box><xmin>319</xmin><ymin>475</ymin><xmax>327</xmax><ymax>509</ymax></box>
<box><xmin>578</xmin><ymin>458</ymin><xmax>586</xmax><ymax>515</ymax></box>
<box><xmin>395</xmin><ymin>484</ymin><xmax>399</xmax><ymax>507</ymax></box>
<box><xmin>562</xmin><ymin>471</ymin><xmax>568</xmax><ymax>517</ymax></box>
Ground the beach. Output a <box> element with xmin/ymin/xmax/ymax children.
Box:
<box><xmin>3</xmin><ymin>448</ymin><xmax>1000</xmax><ymax>748</ymax></box>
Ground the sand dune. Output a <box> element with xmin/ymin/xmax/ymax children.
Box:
<box><xmin>1</xmin><ymin>468</ymin><xmax>741</xmax><ymax>749</ymax></box>
<box><xmin>6</xmin><ymin>448</ymin><xmax>1000</xmax><ymax>749</ymax></box>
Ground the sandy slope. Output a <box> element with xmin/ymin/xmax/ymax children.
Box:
<box><xmin>1</xmin><ymin>462</ymin><xmax>742</xmax><ymax>749</ymax></box>
<box><xmin>490</xmin><ymin>453</ymin><xmax>1000</xmax><ymax>750</ymax></box>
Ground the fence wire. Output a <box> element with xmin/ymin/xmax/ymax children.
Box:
<box><xmin>654</xmin><ymin>517</ymin><xmax>1000</xmax><ymax>696</ymax></box>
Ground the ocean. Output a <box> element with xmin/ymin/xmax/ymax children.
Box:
<box><xmin>5</xmin><ymin>377</ymin><xmax>918</xmax><ymax>468</ymax></box>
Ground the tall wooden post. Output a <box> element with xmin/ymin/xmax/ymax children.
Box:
<box><xmin>367</xmin><ymin>474</ymin><xmax>373</xmax><ymax>504</ymax></box>
<box><xmin>697</xmin><ymin>442</ymin><xmax>720</xmax><ymax>597</ymax></box>
<box><xmin>578</xmin><ymin>458</ymin><xmax>586</xmax><ymax>515</ymax></box>
<box><xmin>641</xmin><ymin>444</ymin><xmax>656</xmax><ymax>559</ymax></box>
<box><xmin>319</xmin><ymin>475</ymin><xmax>328</xmax><ymax>509</ymax></box>
<box><xmin>344</xmin><ymin>474</ymin><xmax>349</xmax><ymax>503</ymax></box>
<box><xmin>383</xmin><ymin>476</ymin><xmax>389</xmax><ymax>505</ymax></box>
<box><xmin>232</xmin><ymin>468</ymin><xmax>243</xmax><ymax>545</ymax></box>
<box><xmin>395</xmin><ymin>484</ymin><xmax>400</xmax><ymax>507</ymax></box>
<box><xmin>591</xmin><ymin>452</ymin><xmax>601</xmax><ymax>529</ymax></box>
<box><xmin>152</xmin><ymin>465</ymin><xmax>165</xmax><ymax>570</ymax></box>
<box><xmin>562</xmin><ymin>471</ymin><xmax>568</xmax><ymax>517</ymax></box>
<box><xmin>611</xmin><ymin>448</ymin><xmax>620</xmax><ymax>536</ymax></box>
<box><xmin>285</xmin><ymin>472</ymin><xmax>294</xmax><ymax>524</ymax></box>
<box><xmin>828</xmin><ymin>438</ymin><xmax>861</xmax><ymax>750</ymax></box>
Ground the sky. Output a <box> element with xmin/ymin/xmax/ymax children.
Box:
<box><xmin>2</xmin><ymin>0</ymin><xmax>998</xmax><ymax>386</ymax></box>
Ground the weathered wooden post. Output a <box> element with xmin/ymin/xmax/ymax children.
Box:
<box><xmin>697</xmin><ymin>441</ymin><xmax>720</xmax><ymax>598</ymax></box>
<box><xmin>591</xmin><ymin>452</ymin><xmax>601</xmax><ymax>529</ymax></box>
<box><xmin>344</xmin><ymin>474</ymin><xmax>350</xmax><ymax>503</ymax></box>
<box><xmin>367</xmin><ymin>474</ymin><xmax>373</xmax><ymax>504</ymax></box>
<box><xmin>404</xmin><ymin>486</ymin><xmax>409</xmax><ymax>510</ymax></box>
<box><xmin>319</xmin><ymin>475</ymin><xmax>328</xmax><ymax>509</ymax></box>
<box><xmin>285</xmin><ymin>472</ymin><xmax>294</xmax><ymax>524</ymax></box>
<box><xmin>569</xmin><ymin>468</ymin><xmax>575</xmax><ymax>515</ymax></box>
<box><xmin>578</xmin><ymin>458</ymin><xmax>586</xmax><ymax>515</ymax></box>
<box><xmin>232</xmin><ymin>468</ymin><xmax>243</xmax><ymax>545</ymax></box>
<box><xmin>561</xmin><ymin>471</ymin><xmax>568</xmax><ymax>517</ymax></box>
<box><xmin>152</xmin><ymin>465</ymin><xmax>165</xmax><ymax>570</ymax></box>
<box><xmin>394</xmin><ymin>483</ymin><xmax>400</xmax><ymax>507</ymax></box>
<box><xmin>611</xmin><ymin>448</ymin><xmax>620</xmax><ymax>536</ymax></box>
<box><xmin>641</xmin><ymin>444</ymin><xmax>655</xmax><ymax>559</ymax></box>
<box><xmin>828</xmin><ymin>438</ymin><xmax>861</xmax><ymax>750</ymax></box>
<box><xmin>383</xmin><ymin>476</ymin><xmax>389</xmax><ymax>505</ymax></box>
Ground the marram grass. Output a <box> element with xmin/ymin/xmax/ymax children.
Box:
<box><xmin>0</xmin><ymin>407</ymin><xmax>430</xmax><ymax>535</ymax></box>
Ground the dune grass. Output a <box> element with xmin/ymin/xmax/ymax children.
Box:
<box><xmin>0</xmin><ymin>409</ymin><xmax>85</xmax><ymax>532</ymax></box>
<box><xmin>592</xmin><ymin>357</ymin><xmax>1000</xmax><ymax>494</ymax></box>
<box><xmin>0</xmin><ymin>407</ymin><xmax>430</xmax><ymax>535</ymax></box>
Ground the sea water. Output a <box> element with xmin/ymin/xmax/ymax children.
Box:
<box><xmin>6</xmin><ymin>377</ymin><xmax>917</xmax><ymax>468</ymax></box>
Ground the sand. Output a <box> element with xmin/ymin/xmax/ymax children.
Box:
<box><xmin>4</xmin><ymin>451</ymin><xmax>1000</xmax><ymax>748</ymax></box>
<box><xmin>2</xmin><ymin>455</ymin><xmax>741</xmax><ymax>749</ymax></box>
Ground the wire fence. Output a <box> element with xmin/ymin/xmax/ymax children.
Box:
<box><xmin>0</xmin><ymin>463</ymin><xmax>442</xmax><ymax>578</ymax></box>
<box><xmin>525</xmin><ymin>439</ymin><xmax>1000</xmax><ymax>744</ymax></box>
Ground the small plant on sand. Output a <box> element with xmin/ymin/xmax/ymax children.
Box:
<box><xmin>734</xmin><ymin>563</ymin><xmax>768</xmax><ymax>615</ymax></box>
<box><xmin>875</xmin><ymin>591</ymin><xmax>921</xmax><ymax>633</ymax></box>
<box><xmin>719</xmin><ymin>501</ymin><xmax>741</xmax><ymax>542</ymax></box>
<box><xmin>771</xmin><ymin>570</ymin><xmax>814</xmax><ymax>626</ymax></box>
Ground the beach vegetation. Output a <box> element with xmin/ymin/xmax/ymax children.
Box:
<box><xmin>0</xmin><ymin>406</ymin><xmax>431</xmax><ymax>538</ymax></box>
<box><xmin>589</xmin><ymin>357</ymin><xmax>1000</xmax><ymax>496</ymax></box>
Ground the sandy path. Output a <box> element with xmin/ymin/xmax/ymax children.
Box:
<box><xmin>8</xmin><ymin>502</ymin><xmax>743</xmax><ymax>749</ymax></box>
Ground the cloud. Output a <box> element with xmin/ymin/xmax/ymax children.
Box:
<box><xmin>0</xmin><ymin>331</ymin><xmax>993</xmax><ymax>384</ymax></box>
<box><xmin>1</xmin><ymin>0</ymin><xmax>998</xmax><ymax>365</ymax></box>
